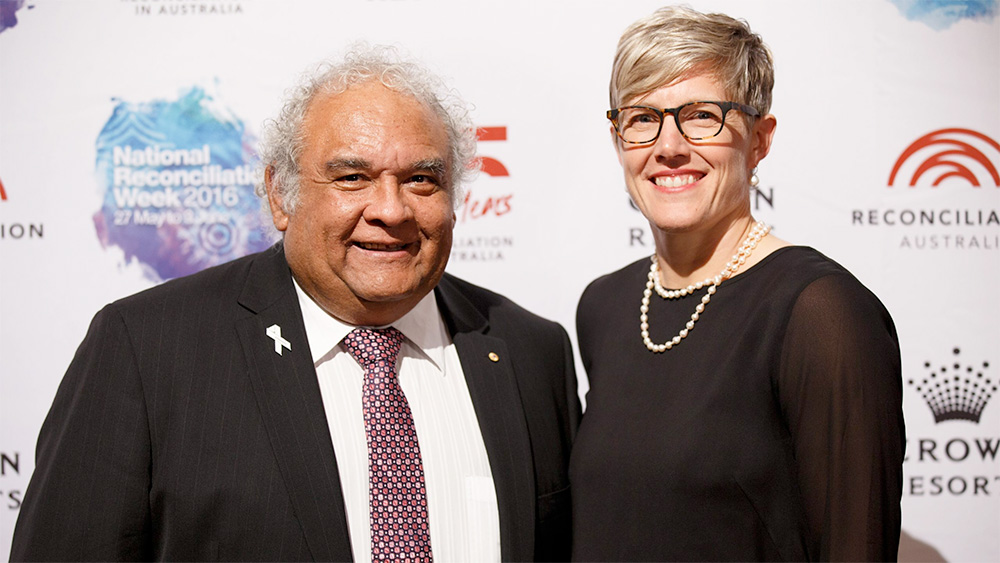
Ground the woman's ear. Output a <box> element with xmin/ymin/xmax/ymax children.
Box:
<box><xmin>749</xmin><ymin>113</ymin><xmax>777</xmax><ymax>167</ymax></box>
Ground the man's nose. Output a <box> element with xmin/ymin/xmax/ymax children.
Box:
<box><xmin>362</xmin><ymin>177</ymin><xmax>412</xmax><ymax>226</ymax></box>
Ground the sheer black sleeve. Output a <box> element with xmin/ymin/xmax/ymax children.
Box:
<box><xmin>777</xmin><ymin>273</ymin><xmax>905</xmax><ymax>561</ymax></box>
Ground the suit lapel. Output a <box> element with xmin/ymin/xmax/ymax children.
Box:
<box><xmin>235</xmin><ymin>246</ymin><xmax>353</xmax><ymax>562</ymax></box>
<box><xmin>232</xmin><ymin>255</ymin><xmax>536</xmax><ymax>561</ymax></box>
<box><xmin>435</xmin><ymin>276</ymin><xmax>536</xmax><ymax>562</ymax></box>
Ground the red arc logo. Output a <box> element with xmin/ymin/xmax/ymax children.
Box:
<box><xmin>888</xmin><ymin>128</ymin><xmax>1000</xmax><ymax>187</ymax></box>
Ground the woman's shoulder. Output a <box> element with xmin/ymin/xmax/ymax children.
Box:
<box><xmin>743</xmin><ymin>246</ymin><xmax>861</xmax><ymax>293</ymax></box>
<box><xmin>754</xmin><ymin>246</ymin><xmax>894</xmax><ymax>327</ymax></box>
<box><xmin>753</xmin><ymin>245</ymin><xmax>847</xmax><ymax>276</ymax></box>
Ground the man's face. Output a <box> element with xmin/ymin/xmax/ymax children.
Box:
<box><xmin>267</xmin><ymin>80</ymin><xmax>455</xmax><ymax>326</ymax></box>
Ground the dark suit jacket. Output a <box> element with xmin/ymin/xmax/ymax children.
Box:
<box><xmin>11</xmin><ymin>245</ymin><xmax>580</xmax><ymax>562</ymax></box>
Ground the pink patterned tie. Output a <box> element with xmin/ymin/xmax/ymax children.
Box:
<box><xmin>342</xmin><ymin>327</ymin><xmax>433</xmax><ymax>562</ymax></box>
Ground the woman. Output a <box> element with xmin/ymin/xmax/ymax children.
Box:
<box><xmin>570</xmin><ymin>6</ymin><xmax>904</xmax><ymax>561</ymax></box>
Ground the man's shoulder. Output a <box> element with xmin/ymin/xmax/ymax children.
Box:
<box><xmin>436</xmin><ymin>272</ymin><xmax>562</xmax><ymax>332</ymax></box>
<box><xmin>437</xmin><ymin>272</ymin><xmax>509</xmax><ymax>306</ymax></box>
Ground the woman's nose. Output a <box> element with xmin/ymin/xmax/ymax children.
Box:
<box><xmin>651</xmin><ymin>116</ymin><xmax>691</xmax><ymax>159</ymax></box>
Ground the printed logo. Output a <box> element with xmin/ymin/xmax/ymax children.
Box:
<box><xmin>475</xmin><ymin>127</ymin><xmax>510</xmax><ymax>178</ymax></box>
<box><xmin>0</xmin><ymin>179</ymin><xmax>45</xmax><ymax>241</ymax></box>
<box><xmin>0</xmin><ymin>1</ymin><xmax>33</xmax><ymax>34</ymax></box>
<box><xmin>124</xmin><ymin>0</ymin><xmax>246</xmax><ymax>17</ymax></box>
<box><xmin>461</xmin><ymin>126</ymin><xmax>512</xmax><ymax>223</ymax></box>
<box><xmin>0</xmin><ymin>451</ymin><xmax>23</xmax><ymax>510</ymax></box>
<box><xmin>0</xmin><ymin>222</ymin><xmax>43</xmax><ymax>240</ymax></box>
<box><xmin>450</xmin><ymin>126</ymin><xmax>514</xmax><ymax>262</ymax></box>
<box><xmin>909</xmin><ymin>347</ymin><xmax>995</xmax><ymax>423</ymax></box>
<box><xmin>904</xmin><ymin>346</ymin><xmax>1000</xmax><ymax>497</ymax></box>
<box><xmin>93</xmin><ymin>85</ymin><xmax>271</xmax><ymax>282</ymax></box>
<box><xmin>889</xmin><ymin>0</ymin><xmax>997</xmax><ymax>30</ymax></box>
<box><xmin>852</xmin><ymin>128</ymin><xmax>1000</xmax><ymax>250</ymax></box>
<box><xmin>888</xmin><ymin>129</ymin><xmax>1000</xmax><ymax>188</ymax></box>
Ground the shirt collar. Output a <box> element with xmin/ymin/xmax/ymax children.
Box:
<box><xmin>293</xmin><ymin>278</ymin><xmax>447</xmax><ymax>372</ymax></box>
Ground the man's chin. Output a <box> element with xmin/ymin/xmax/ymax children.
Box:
<box><xmin>354</xmin><ymin>283</ymin><xmax>427</xmax><ymax>306</ymax></box>
<box><xmin>342</xmin><ymin>291</ymin><xmax>424</xmax><ymax>327</ymax></box>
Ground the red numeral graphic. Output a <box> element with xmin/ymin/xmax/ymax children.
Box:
<box><xmin>476</xmin><ymin>127</ymin><xmax>509</xmax><ymax>177</ymax></box>
<box><xmin>461</xmin><ymin>126</ymin><xmax>513</xmax><ymax>223</ymax></box>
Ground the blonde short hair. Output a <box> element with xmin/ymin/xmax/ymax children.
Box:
<box><xmin>610</xmin><ymin>5</ymin><xmax>774</xmax><ymax>115</ymax></box>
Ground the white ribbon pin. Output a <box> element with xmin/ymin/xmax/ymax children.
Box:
<box><xmin>266</xmin><ymin>324</ymin><xmax>291</xmax><ymax>355</ymax></box>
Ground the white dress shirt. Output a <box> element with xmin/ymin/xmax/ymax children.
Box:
<box><xmin>293</xmin><ymin>281</ymin><xmax>501</xmax><ymax>563</ymax></box>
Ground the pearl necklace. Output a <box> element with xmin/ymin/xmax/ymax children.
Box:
<box><xmin>640</xmin><ymin>220</ymin><xmax>770</xmax><ymax>352</ymax></box>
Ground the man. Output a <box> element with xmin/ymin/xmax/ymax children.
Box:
<box><xmin>11</xmin><ymin>46</ymin><xmax>579</xmax><ymax>562</ymax></box>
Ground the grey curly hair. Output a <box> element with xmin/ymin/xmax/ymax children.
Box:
<box><xmin>254</xmin><ymin>44</ymin><xmax>477</xmax><ymax>214</ymax></box>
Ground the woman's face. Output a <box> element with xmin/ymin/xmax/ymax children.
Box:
<box><xmin>615</xmin><ymin>73</ymin><xmax>776</xmax><ymax>237</ymax></box>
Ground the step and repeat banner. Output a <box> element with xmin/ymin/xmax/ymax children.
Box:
<box><xmin>1</xmin><ymin>0</ymin><xmax>997</xmax><ymax>560</ymax></box>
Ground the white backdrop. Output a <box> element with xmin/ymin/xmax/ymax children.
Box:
<box><xmin>1</xmin><ymin>0</ymin><xmax>998</xmax><ymax>560</ymax></box>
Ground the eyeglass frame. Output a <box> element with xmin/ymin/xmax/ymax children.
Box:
<box><xmin>607</xmin><ymin>101</ymin><xmax>761</xmax><ymax>144</ymax></box>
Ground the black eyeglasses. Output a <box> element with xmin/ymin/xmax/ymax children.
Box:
<box><xmin>608</xmin><ymin>101</ymin><xmax>760</xmax><ymax>144</ymax></box>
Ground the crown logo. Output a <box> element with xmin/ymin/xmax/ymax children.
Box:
<box><xmin>909</xmin><ymin>348</ymin><xmax>994</xmax><ymax>423</ymax></box>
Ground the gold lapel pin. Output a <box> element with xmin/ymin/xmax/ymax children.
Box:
<box><xmin>488</xmin><ymin>352</ymin><xmax>500</xmax><ymax>362</ymax></box>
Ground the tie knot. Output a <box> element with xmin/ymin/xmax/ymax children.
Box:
<box><xmin>342</xmin><ymin>327</ymin><xmax>404</xmax><ymax>371</ymax></box>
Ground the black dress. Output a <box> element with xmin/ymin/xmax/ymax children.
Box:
<box><xmin>570</xmin><ymin>247</ymin><xmax>904</xmax><ymax>561</ymax></box>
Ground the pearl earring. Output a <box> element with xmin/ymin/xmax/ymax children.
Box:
<box><xmin>749</xmin><ymin>168</ymin><xmax>760</xmax><ymax>189</ymax></box>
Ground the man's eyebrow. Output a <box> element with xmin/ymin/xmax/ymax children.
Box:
<box><xmin>324</xmin><ymin>158</ymin><xmax>370</xmax><ymax>172</ymax></box>
<box><xmin>410</xmin><ymin>158</ymin><xmax>448</xmax><ymax>178</ymax></box>
<box><xmin>321</xmin><ymin>158</ymin><xmax>448</xmax><ymax>178</ymax></box>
